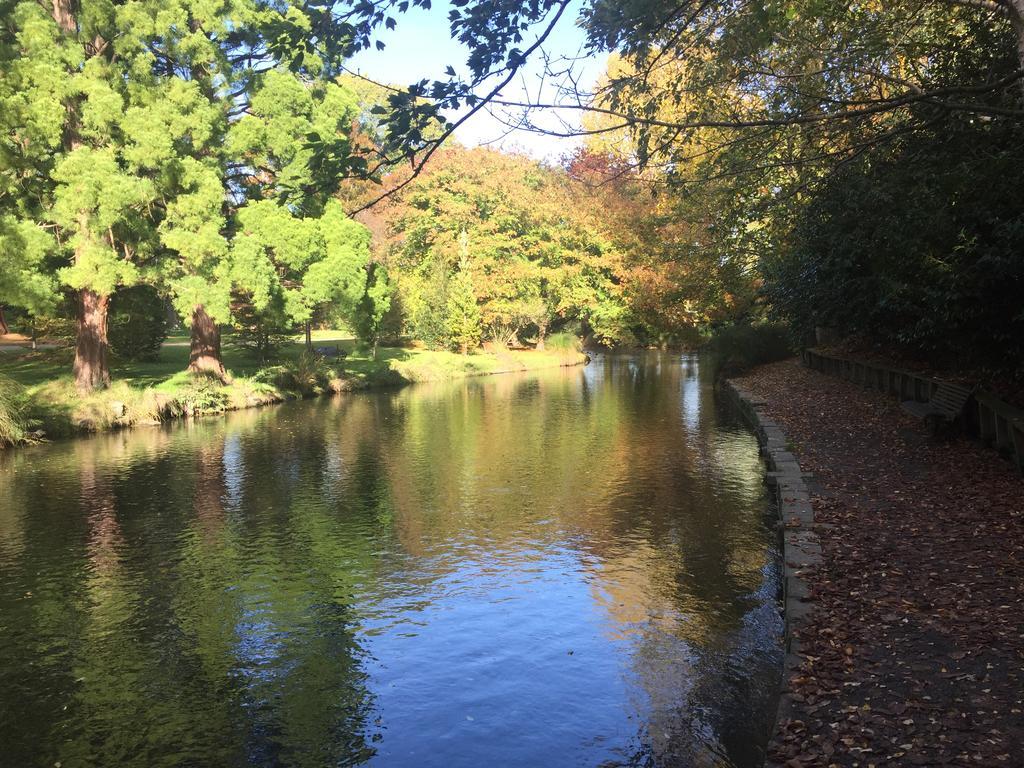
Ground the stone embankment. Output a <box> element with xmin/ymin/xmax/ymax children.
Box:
<box><xmin>725</xmin><ymin>378</ymin><xmax>821</xmax><ymax>765</ymax></box>
<box><xmin>730</xmin><ymin>359</ymin><xmax>1024</xmax><ymax>767</ymax></box>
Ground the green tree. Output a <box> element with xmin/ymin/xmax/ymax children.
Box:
<box><xmin>353</xmin><ymin>263</ymin><xmax>393</xmax><ymax>360</ymax></box>
<box><xmin>384</xmin><ymin>146</ymin><xmax>626</xmax><ymax>348</ymax></box>
<box><xmin>445</xmin><ymin>245</ymin><xmax>482</xmax><ymax>355</ymax></box>
<box><xmin>225</xmin><ymin>70</ymin><xmax>371</xmax><ymax>357</ymax></box>
<box><xmin>3</xmin><ymin>0</ymin><xmax>225</xmax><ymax>388</ymax></box>
<box><xmin>107</xmin><ymin>285</ymin><xmax>169</xmax><ymax>362</ymax></box>
<box><xmin>765</xmin><ymin>116</ymin><xmax>1024</xmax><ymax>369</ymax></box>
<box><xmin>0</xmin><ymin>217</ymin><xmax>59</xmax><ymax>333</ymax></box>
<box><xmin>1</xmin><ymin>0</ymin><xmax>366</xmax><ymax>389</ymax></box>
<box><xmin>230</xmin><ymin>199</ymin><xmax>371</xmax><ymax>359</ymax></box>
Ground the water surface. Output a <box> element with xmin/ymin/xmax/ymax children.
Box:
<box><xmin>0</xmin><ymin>353</ymin><xmax>781</xmax><ymax>767</ymax></box>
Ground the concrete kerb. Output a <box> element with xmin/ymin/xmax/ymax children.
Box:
<box><xmin>723</xmin><ymin>380</ymin><xmax>820</xmax><ymax>764</ymax></box>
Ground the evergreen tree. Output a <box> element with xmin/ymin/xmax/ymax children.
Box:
<box><xmin>229</xmin><ymin>199</ymin><xmax>370</xmax><ymax>357</ymax></box>
<box><xmin>445</xmin><ymin>238</ymin><xmax>482</xmax><ymax>355</ymax></box>
<box><xmin>353</xmin><ymin>263</ymin><xmax>393</xmax><ymax>360</ymax></box>
<box><xmin>0</xmin><ymin>217</ymin><xmax>58</xmax><ymax>330</ymax></box>
<box><xmin>0</xmin><ymin>0</ymin><xmax>368</xmax><ymax>389</ymax></box>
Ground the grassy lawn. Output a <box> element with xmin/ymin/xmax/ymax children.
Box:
<box><xmin>0</xmin><ymin>329</ymin><xmax>586</xmax><ymax>442</ymax></box>
<box><xmin>1</xmin><ymin>330</ymin><xmax>360</xmax><ymax>388</ymax></box>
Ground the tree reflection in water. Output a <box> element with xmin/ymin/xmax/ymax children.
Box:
<box><xmin>0</xmin><ymin>353</ymin><xmax>781</xmax><ymax>767</ymax></box>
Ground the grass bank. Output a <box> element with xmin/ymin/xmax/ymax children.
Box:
<box><xmin>0</xmin><ymin>331</ymin><xmax>587</xmax><ymax>445</ymax></box>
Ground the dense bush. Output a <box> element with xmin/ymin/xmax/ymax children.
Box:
<box><xmin>705</xmin><ymin>323</ymin><xmax>794</xmax><ymax>375</ymax></box>
<box><xmin>25</xmin><ymin>314</ymin><xmax>76</xmax><ymax>345</ymax></box>
<box><xmin>252</xmin><ymin>352</ymin><xmax>341</xmax><ymax>396</ymax></box>
<box><xmin>108</xmin><ymin>286</ymin><xmax>168</xmax><ymax>361</ymax></box>
<box><xmin>0</xmin><ymin>376</ymin><xmax>30</xmax><ymax>446</ymax></box>
<box><xmin>402</xmin><ymin>263</ymin><xmax>450</xmax><ymax>350</ymax></box>
<box><xmin>544</xmin><ymin>331</ymin><xmax>583</xmax><ymax>353</ymax></box>
<box><xmin>231</xmin><ymin>299</ymin><xmax>291</xmax><ymax>362</ymax></box>
<box><xmin>13</xmin><ymin>297</ymin><xmax>78</xmax><ymax>345</ymax></box>
<box><xmin>763</xmin><ymin>118</ymin><xmax>1024</xmax><ymax>370</ymax></box>
<box><xmin>174</xmin><ymin>375</ymin><xmax>231</xmax><ymax>415</ymax></box>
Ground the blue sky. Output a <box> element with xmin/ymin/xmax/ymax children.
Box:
<box><xmin>346</xmin><ymin>0</ymin><xmax>607</xmax><ymax>160</ymax></box>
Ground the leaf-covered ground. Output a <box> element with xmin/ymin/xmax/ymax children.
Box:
<box><xmin>735</xmin><ymin>360</ymin><xmax>1024</xmax><ymax>767</ymax></box>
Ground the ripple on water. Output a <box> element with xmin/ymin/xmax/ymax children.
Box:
<box><xmin>0</xmin><ymin>353</ymin><xmax>781</xmax><ymax>768</ymax></box>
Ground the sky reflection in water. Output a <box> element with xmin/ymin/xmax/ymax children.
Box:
<box><xmin>0</xmin><ymin>353</ymin><xmax>781</xmax><ymax>767</ymax></box>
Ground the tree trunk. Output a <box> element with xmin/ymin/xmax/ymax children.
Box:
<box><xmin>0</xmin><ymin>305</ymin><xmax>8</xmax><ymax>336</ymax></box>
<box><xmin>51</xmin><ymin>0</ymin><xmax>76</xmax><ymax>33</ymax></box>
<box><xmin>304</xmin><ymin>320</ymin><xmax>312</xmax><ymax>353</ymax></box>
<box><xmin>535</xmin><ymin>324</ymin><xmax>547</xmax><ymax>351</ymax></box>
<box><xmin>1010</xmin><ymin>2</ymin><xmax>1024</xmax><ymax>92</ymax></box>
<box><xmin>55</xmin><ymin>0</ymin><xmax>109</xmax><ymax>396</ymax></box>
<box><xmin>73</xmin><ymin>289</ymin><xmax>110</xmax><ymax>392</ymax></box>
<box><xmin>189</xmin><ymin>305</ymin><xmax>226</xmax><ymax>378</ymax></box>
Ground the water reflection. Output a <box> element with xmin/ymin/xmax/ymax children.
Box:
<box><xmin>0</xmin><ymin>353</ymin><xmax>781</xmax><ymax>767</ymax></box>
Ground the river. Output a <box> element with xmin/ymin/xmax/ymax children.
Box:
<box><xmin>0</xmin><ymin>353</ymin><xmax>781</xmax><ymax>767</ymax></box>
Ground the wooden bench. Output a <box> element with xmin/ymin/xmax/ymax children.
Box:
<box><xmin>901</xmin><ymin>381</ymin><xmax>974</xmax><ymax>435</ymax></box>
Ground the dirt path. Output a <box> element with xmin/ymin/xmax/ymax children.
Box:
<box><xmin>735</xmin><ymin>360</ymin><xmax>1024</xmax><ymax>767</ymax></box>
<box><xmin>0</xmin><ymin>333</ymin><xmax>59</xmax><ymax>352</ymax></box>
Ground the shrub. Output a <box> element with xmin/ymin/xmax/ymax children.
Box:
<box><xmin>544</xmin><ymin>331</ymin><xmax>583</xmax><ymax>353</ymax></box>
<box><xmin>283</xmin><ymin>351</ymin><xmax>335</xmax><ymax>395</ymax></box>
<box><xmin>706</xmin><ymin>323</ymin><xmax>794</xmax><ymax>376</ymax></box>
<box><xmin>108</xmin><ymin>285</ymin><xmax>168</xmax><ymax>361</ymax></box>
<box><xmin>231</xmin><ymin>298</ymin><xmax>291</xmax><ymax>362</ymax></box>
<box><xmin>0</xmin><ymin>376</ymin><xmax>30</xmax><ymax>447</ymax></box>
<box><xmin>763</xmin><ymin>117</ymin><xmax>1024</xmax><ymax>370</ymax></box>
<box><xmin>252</xmin><ymin>352</ymin><xmax>340</xmax><ymax>397</ymax></box>
<box><xmin>174</xmin><ymin>374</ymin><xmax>231</xmax><ymax>415</ymax></box>
<box><xmin>22</xmin><ymin>313</ymin><xmax>76</xmax><ymax>346</ymax></box>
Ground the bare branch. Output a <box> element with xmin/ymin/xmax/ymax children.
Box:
<box><xmin>346</xmin><ymin>0</ymin><xmax>573</xmax><ymax>215</ymax></box>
